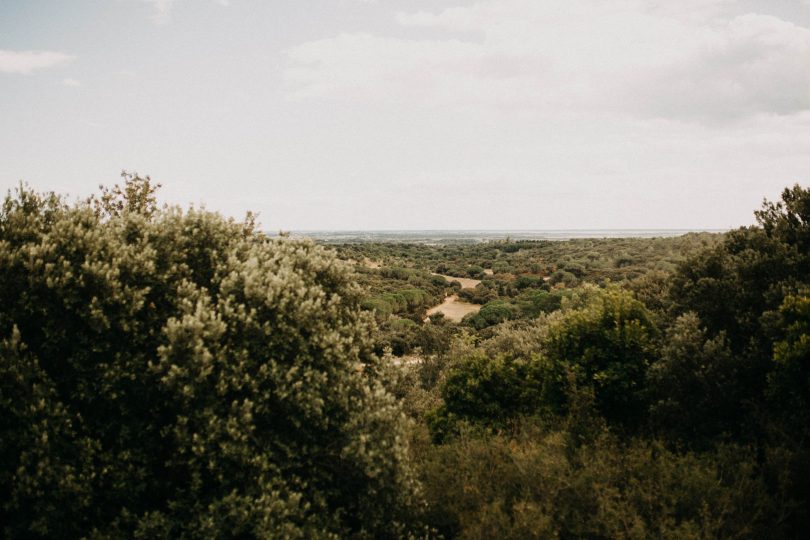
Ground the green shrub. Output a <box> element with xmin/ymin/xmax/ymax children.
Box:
<box><xmin>465</xmin><ymin>300</ymin><xmax>520</xmax><ymax>329</ymax></box>
<box><xmin>426</xmin><ymin>352</ymin><xmax>552</xmax><ymax>442</ymax></box>
<box><xmin>0</xmin><ymin>179</ymin><xmax>419</xmax><ymax>538</ymax></box>
<box><xmin>418</xmin><ymin>424</ymin><xmax>781</xmax><ymax>539</ymax></box>
<box><xmin>515</xmin><ymin>289</ymin><xmax>566</xmax><ymax>318</ymax></box>
<box><xmin>543</xmin><ymin>287</ymin><xmax>657</xmax><ymax>427</ymax></box>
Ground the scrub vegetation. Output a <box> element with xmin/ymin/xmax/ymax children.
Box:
<box><xmin>2</xmin><ymin>175</ymin><xmax>809</xmax><ymax>538</ymax></box>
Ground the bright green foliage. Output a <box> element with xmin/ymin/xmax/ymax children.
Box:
<box><xmin>426</xmin><ymin>352</ymin><xmax>549</xmax><ymax>442</ymax></box>
<box><xmin>544</xmin><ymin>287</ymin><xmax>657</xmax><ymax>427</ymax></box>
<box><xmin>0</xmin><ymin>179</ymin><xmax>419</xmax><ymax>538</ymax></box>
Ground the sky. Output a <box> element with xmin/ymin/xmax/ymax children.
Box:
<box><xmin>1</xmin><ymin>0</ymin><xmax>810</xmax><ymax>230</ymax></box>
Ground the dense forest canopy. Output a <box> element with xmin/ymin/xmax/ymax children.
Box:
<box><xmin>1</xmin><ymin>177</ymin><xmax>809</xmax><ymax>538</ymax></box>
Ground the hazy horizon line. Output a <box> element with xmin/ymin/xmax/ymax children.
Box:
<box><xmin>277</xmin><ymin>228</ymin><xmax>730</xmax><ymax>233</ymax></box>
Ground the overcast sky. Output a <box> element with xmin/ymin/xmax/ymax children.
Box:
<box><xmin>2</xmin><ymin>0</ymin><xmax>809</xmax><ymax>230</ymax></box>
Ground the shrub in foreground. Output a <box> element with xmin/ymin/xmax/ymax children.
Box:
<box><xmin>418</xmin><ymin>423</ymin><xmax>781</xmax><ymax>539</ymax></box>
<box><xmin>0</xmin><ymin>177</ymin><xmax>419</xmax><ymax>538</ymax></box>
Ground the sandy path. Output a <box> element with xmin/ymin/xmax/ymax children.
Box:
<box><xmin>432</xmin><ymin>273</ymin><xmax>481</xmax><ymax>289</ymax></box>
<box><xmin>425</xmin><ymin>295</ymin><xmax>481</xmax><ymax>322</ymax></box>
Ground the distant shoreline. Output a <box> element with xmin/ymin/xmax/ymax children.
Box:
<box><xmin>269</xmin><ymin>229</ymin><xmax>727</xmax><ymax>244</ymax></box>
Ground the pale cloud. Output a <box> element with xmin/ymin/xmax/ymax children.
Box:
<box><xmin>142</xmin><ymin>0</ymin><xmax>228</xmax><ymax>25</ymax></box>
<box><xmin>629</xmin><ymin>14</ymin><xmax>810</xmax><ymax>121</ymax></box>
<box><xmin>284</xmin><ymin>0</ymin><xmax>810</xmax><ymax>122</ymax></box>
<box><xmin>143</xmin><ymin>0</ymin><xmax>176</xmax><ymax>25</ymax></box>
<box><xmin>0</xmin><ymin>50</ymin><xmax>74</xmax><ymax>74</ymax></box>
<box><xmin>62</xmin><ymin>78</ymin><xmax>81</xmax><ymax>87</ymax></box>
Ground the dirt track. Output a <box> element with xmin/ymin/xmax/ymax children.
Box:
<box><xmin>432</xmin><ymin>273</ymin><xmax>481</xmax><ymax>289</ymax></box>
<box><xmin>425</xmin><ymin>294</ymin><xmax>481</xmax><ymax>322</ymax></box>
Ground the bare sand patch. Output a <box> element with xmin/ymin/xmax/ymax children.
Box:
<box><xmin>483</xmin><ymin>269</ymin><xmax>494</xmax><ymax>275</ymax></box>
<box><xmin>390</xmin><ymin>354</ymin><xmax>423</xmax><ymax>367</ymax></box>
<box><xmin>432</xmin><ymin>273</ymin><xmax>481</xmax><ymax>289</ymax></box>
<box><xmin>425</xmin><ymin>295</ymin><xmax>481</xmax><ymax>322</ymax></box>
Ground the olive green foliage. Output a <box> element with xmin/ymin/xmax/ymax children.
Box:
<box><xmin>336</xmin><ymin>234</ymin><xmax>719</xmax><ymax>291</ymax></box>
<box><xmin>356</xmin><ymin>266</ymin><xmax>451</xmax><ymax>322</ymax></box>
<box><xmin>426</xmin><ymin>352</ymin><xmax>548</xmax><ymax>442</ymax></box>
<box><xmin>514</xmin><ymin>288</ymin><xmax>569</xmax><ymax>318</ymax></box>
<box><xmin>0</xmin><ymin>178</ymin><xmax>419</xmax><ymax>538</ymax></box>
<box><xmin>345</xmin><ymin>186</ymin><xmax>810</xmax><ymax>538</ymax></box>
<box><xmin>456</xmin><ymin>285</ymin><xmax>497</xmax><ymax>306</ymax></box>
<box><xmin>6</xmin><ymin>177</ymin><xmax>809</xmax><ymax>538</ymax></box>
<box><xmin>755</xmin><ymin>183</ymin><xmax>810</xmax><ymax>255</ymax></box>
<box><xmin>428</xmin><ymin>287</ymin><xmax>657</xmax><ymax>440</ymax></box>
<box><xmin>337</xmin><ymin>234</ymin><xmax>717</xmax><ymax>344</ymax></box>
<box><xmin>418</xmin><ymin>424</ymin><xmax>781</xmax><ymax>540</ymax></box>
<box><xmin>463</xmin><ymin>300</ymin><xmax>520</xmax><ymax>329</ymax></box>
<box><xmin>374</xmin><ymin>315</ymin><xmax>457</xmax><ymax>357</ymax></box>
<box><xmin>543</xmin><ymin>287</ymin><xmax>657</xmax><ymax>427</ymax></box>
<box><xmin>670</xmin><ymin>226</ymin><xmax>787</xmax><ymax>355</ymax></box>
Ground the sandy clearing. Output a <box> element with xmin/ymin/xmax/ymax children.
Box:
<box><xmin>432</xmin><ymin>273</ymin><xmax>481</xmax><ymax>289</ymax></box>
<box><xmin>425</xmin><ymin>295</ymin><xmax>481</xmax><ymax>322</ymax></box>
<box><xmin>390</xmin><ymin>354</ymin><xmax>423</xmax><ymax>367</ymax></box>
<box><xmin>483</xmin><ymin>269</ymin><xmax>494</xmax><ymax>275</ymax></box>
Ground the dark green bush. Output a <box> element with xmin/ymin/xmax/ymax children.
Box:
<box><xmin>426</xmin><ymin>352</ymin><xmax>550</xmax><ymax>442</ymax></box>
<box><xmin>465</xmin><ymin>300</ymin><xmax>520</xmax><ymax>329</ymax></box>
<box><xmin>647</xmin><ymin>313</ymin><xmax>739</xmax><ymax>445</ymax></box>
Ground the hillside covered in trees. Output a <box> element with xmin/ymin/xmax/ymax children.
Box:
<box><xmin>1</xmin><ymin>177</ymin><xmax>809</xmax><ymax>538</ymax></box>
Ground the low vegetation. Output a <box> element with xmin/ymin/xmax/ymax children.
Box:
<box><xmin>2</xmin><ymin>176</ymin><xmax>808</xmax><ymax>538</ymax></box>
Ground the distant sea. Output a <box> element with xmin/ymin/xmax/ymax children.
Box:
<box><xmin>270</xmin><ymin>229</ymin><xmax>727</xmax><ymax>244</ymax></box>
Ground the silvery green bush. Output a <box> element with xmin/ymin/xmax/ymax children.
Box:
<box><xmin>0</xmin><ymin>175</ymin><xmax>419</xmax><ymax>538</ymax></box>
